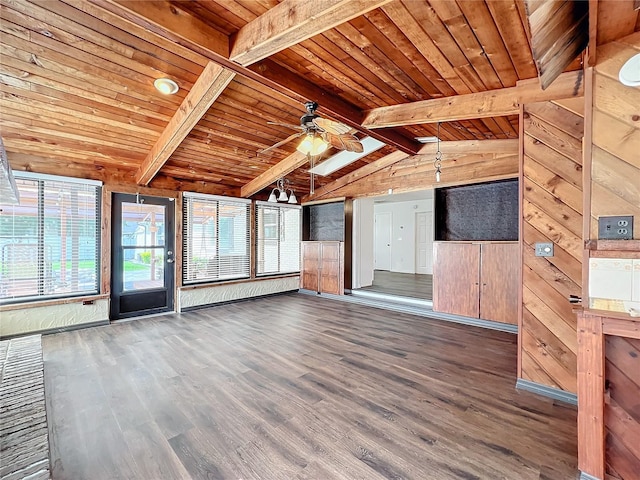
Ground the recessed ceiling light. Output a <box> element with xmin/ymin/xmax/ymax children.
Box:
<box><xmin>154</xmin><ymin>78</ymin><xmax>179</xmax><ymax>95</ymax></box>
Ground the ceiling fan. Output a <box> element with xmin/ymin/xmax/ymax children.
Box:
<box><xmin>259</xmin><ymin>101</ymin><xmax>364</xmax><ymax>156</ymax></box>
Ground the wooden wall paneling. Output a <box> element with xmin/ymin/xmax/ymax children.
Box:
<box><xmin>175</xmin><ymin>192</ymin><xmax>184</xmax><ymax>288</ymax></box>
<box><xmin>577</xmin><ymin>312</ymin><xmax>605</xmax><ymax>479</ymax></box>
<box><xmin>521</xmin><ymin>99</ymin><xmax>584</xmax><ymax>394</ymax></box>
<box><xmin>518</xmin><ymin>103</ymin><xmax>525</xmax><ymax>379</ymax></box>
<box><xmin>433</xmin><ymin>243</ymin><xmax>480</xmax><ymax>318</ymax></box>
<box><xmin>521</xmin><ymin>349</ymin><xmax>561</xmax><ymax>388</ymax></box>
<box><xmin>591</xmin><ymin>35</ymin><xmax>640</xmax><ymax>241</ymax></box>
<box><xmin>101</xmin><ymin>186</ymin><xmax>112</xmax><ymax>295</ymax></box>
<box><xmin>583</xmin><ymin>66</ymin><xmax>594</xmax><ymax>304</ymax></box>
<box><xmin>480</xmin><ymin>243</ymin><xmax>519</xmax><ymax>325</ymax></box>
<box><xmin>521</xmin><ymin>308</ymin><xmax>577</xmax><ymax>390</ymax></box>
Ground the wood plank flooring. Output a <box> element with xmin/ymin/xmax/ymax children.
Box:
<box><xmin>360</xmin><ymin>270</ymin><xmax>433</xmax><ymax>300</ymax></box>
<box><xmin>43</xmin><ymin>293</ymin><xmax>578</xmax><ymax>480</ymax></box>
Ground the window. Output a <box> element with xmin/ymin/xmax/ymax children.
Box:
<box><xmin>183</xmin><ymin>193</ymin><xmax>250</xmax><ymax>283</ymax></box>
<box><xmin>0</xmin><ymin>173</ymin><xmax>101</xmax><ymax>303</ymax></box>
<box><xmin>255</xmin><ymin>202</ymin><xmax>301</xmax><ymax>275</ymax></box>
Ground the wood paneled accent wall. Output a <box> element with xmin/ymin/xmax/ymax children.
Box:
<box><xmin>590</xmin><ymin>33</ymin><xmax>640</xmax><ymax>240</ymax></box>
<box><xmin>520</xmin><ymin>100</ymin><xmax>584</xmax><ymax>393</ymax></box>
<box><xmin>605</xmin><ymin>335</ymin><xmax>640</xmax><ymax>479</ymax></box>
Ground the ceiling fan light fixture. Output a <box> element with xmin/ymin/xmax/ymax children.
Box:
<box><xmin>278</xmin><ymin>189</ymin><xmax>289</xmax><ymax>202</ymax></box>
<box><xmin>296</xmin><ymin>134</ymin><xmax>328</xmax><ymax>156</ymax></box>
<box><xmin>312</xmin><ymin>136</ymin><xmax>328</xmax><ymax>155</ymax></box>
<box><xmin>287</xmin><ymin>191</ymin><xmax>297</xmax><ymax>204</ymax></box>
<box><xmin>154</xmin><ymin>78</ymin><xmax>179</xmax><ymax>95</ymax></box>
<box><xmin>268</xmin><ymin>190</ymin><xmax>278</xmax><ymax>203</ymax></box>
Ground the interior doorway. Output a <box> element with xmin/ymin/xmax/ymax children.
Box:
<box><xmin>110</xmin><ymin>193</ymin><xmax>175</xmax><ymax>320</ymax></box>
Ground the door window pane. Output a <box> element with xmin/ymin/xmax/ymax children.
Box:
<box><xmin>121</xmin><ymin>203</ymin><xmax>165</xmax><ymax>247</ymax></box>
<box><xmin>122</xmin><ymin>247</ymin><xmax>164</xmax><ymax>291</ymax></box>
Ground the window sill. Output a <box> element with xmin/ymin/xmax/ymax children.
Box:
<box><xmin>0</xmin><ymin>294</ymin><xmax>110</xmax><ymax>312</ymax></box>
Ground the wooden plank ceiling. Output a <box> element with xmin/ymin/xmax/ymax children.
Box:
<box><xmin>0</xmin><ymin>0</ymin><xmax>635</xmax><ymax>199</ymax></box>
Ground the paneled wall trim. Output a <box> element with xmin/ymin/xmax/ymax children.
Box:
<box><xmin>520</xmin><ymin>100</ymin><xmax>584</xmax><ymax>394</ymax></box>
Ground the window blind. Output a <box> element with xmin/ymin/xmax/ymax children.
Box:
<box><xmin>255</xmin><ymin>202</ymin><xmax>301</xmax><ymax>276</ymax></box>
<box><xmin>182</xmin><ymin>193</ymin><xmax>250</xmax><ymax>284</ymax></box>
<box><xmin>0</xmin><ymin>174</ymin><xmax>101</xmax><ymax>302</ymax></box>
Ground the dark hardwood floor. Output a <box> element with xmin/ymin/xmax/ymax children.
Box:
<box><xmin>43</xmin><ymin>293</ymin><xmax>578</xmax><ymax>479</ymax></box>
<box><xmin>359</xmin><ymin>270</ymin><xmax>433</xmax><ymax>300</ymax></box>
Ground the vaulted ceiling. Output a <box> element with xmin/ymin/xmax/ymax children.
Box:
<box><xmin>1</xmin><ymin>0</ymin><xmax>638</xmax><ymax>200</ymax></box>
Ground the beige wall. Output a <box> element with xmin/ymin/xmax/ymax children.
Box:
<box><xmin>0</xmin><ymin>298</ymin><xmax>109</xmax><ymax>338</ymax></box>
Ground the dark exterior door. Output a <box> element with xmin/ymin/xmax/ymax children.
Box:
<box><xmin>110</xmin><ymin>193</ymin><xmax>175</xmax><ymax>319</ymax></box>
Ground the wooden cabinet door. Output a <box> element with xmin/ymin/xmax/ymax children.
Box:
<box><xmin>320</xmin><ymin>242</ymin><xmax>343</xmax><ymax>295</ymax></box>
<box><xmin>433</xmin><ymin>243</ymin><xmax>480</xmax><ymax>317</ymax></box>
<box><xmin>301</xmin><ymin>242</ymin><xmax>320</xmax><ymax>292</ymax></box>
<box><xmin>480</xmin><ymin>243</ymin><xmax>519</xmax><ymax>324</ymax></box>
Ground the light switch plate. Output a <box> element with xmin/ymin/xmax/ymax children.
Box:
<box><xmin>535</xmin><ymin>242</ymin><xmax>554</xmax><ymax>257</ymax></box>
<box><xmin>598</xmin><ymin>216</ymin><xmax>633</xmax><ymax>240</ymax></box>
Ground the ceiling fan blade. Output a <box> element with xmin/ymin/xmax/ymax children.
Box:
<box><xmin>323</xmin><ymin>132</ymin><xmax>364</xmax><ymax>153</ymax></box>
<box><xmin>313</xmin><ymin>117</ymin><xmax>351</xmax><ymax>135</ymax></box>
<box><xmin>258</xmin><ymin>132</ymin><xmax>304</xmax><ymax>155</ymax></box>
<box><xmin>267</xmin><ymin>121</ymin><xmax>303</xmax><ymax>131</ymax></box>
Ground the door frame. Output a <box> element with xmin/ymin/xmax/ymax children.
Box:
<box><xmin>110</xmin><ymin>193</ymin><xmax>176</xmax><ymax>320</ymax></box>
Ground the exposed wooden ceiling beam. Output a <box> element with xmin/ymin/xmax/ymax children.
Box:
<box><xmin>230</xmin><ymin>0</ymin><xmax>392</xmax><ymax>65</ymax></box>
<box><xmin>361</xmin><ymin>71</ymin><xmax>585</xmax><ymax>129</ymax></box>
<box><xmin>88</xmin><ymin>0</ymin><xmax>421</xmax><ymax>161</ymax></box>
<box><xmin>303</xmin><ymin>150</ymin><xmax>409</xmax><ymax>202</ymax></box>
<box><xmin>135</xmin><ymin>62</ymin><xmax>235</xmax><ymax>185</ymax></box>
<box><xmin>249</xmin><ymin>60</ymin><xmax>421</xmax><ymax>155</ymax></box>
<box><xmin>240</xmin><ymin>151</ymin><xmax>309</xmax><ymax>198</ymax></box>
<box><xmin>94</xmin><ymin>0</ymin><xmax>229</xmax><ymax>57</ymax></box>
<box><xmin>417</xmin><ymin>138</ymin><xmax>518</xmax><ymax>155</ymax></box>
<box><xmin>303</xmin><ymin>139</ymin><xmax>518</xmax><ymax>202</ymax></box>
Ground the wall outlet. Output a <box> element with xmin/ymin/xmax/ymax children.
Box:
<box><xmin>535</xmin><ymin>242</ymin><xmax>554</xmax><ymax>257</ymax></box>
<box><xmin>598</xmin><ymin>216</ymin><xmax>633</xmax><ymax>240</ymax></box>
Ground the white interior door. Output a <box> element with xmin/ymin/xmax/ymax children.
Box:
<box><xmin>415</xmin><ymin>211</ymin><xmax>433</xmax><ymax>274</ymax></box>
<box><xmin>374</xmin><ymin>212</ymin><xmax>392</xmax><ymax>271</ymax></box>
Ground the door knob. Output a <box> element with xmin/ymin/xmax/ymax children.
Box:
<box><xmin>167</xmin><ymin>258</ymin><xmax>174</xmax><ymax>263</ymax></box>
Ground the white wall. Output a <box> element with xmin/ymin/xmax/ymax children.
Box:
<box><xmin>0</xmin><ymin>298</ymin><xmax>109</xmax><ymax>337</ymax></box>
<box><xmin>373</xmin><ymin>196</ymin><xmax>434</xmax><ymax>274</ymax></box>
<box><xmin>352</xmin><ymin>198</ymin><xmax>375</xmax><ymax>288</ymax></box>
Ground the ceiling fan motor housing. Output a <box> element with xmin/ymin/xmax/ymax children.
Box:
<box><xmin>301</xmin><ymin>101</ymin><xmax>320</xmax><ymax>130</ymax></box>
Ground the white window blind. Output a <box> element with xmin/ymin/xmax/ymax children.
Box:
<box><xmin>183</xmin><ymin>193</ymin><xmax>250</xmax><ymax>284</ymax></box>
<box><xmin>255</xmin><ymin>202</ymin><xmax>301</xmax><ymax>276</ymax></box>
<box><xmin>0</xmin><ymin>174</ymin><xmax>101</xmax><ymax>303</ymax></box>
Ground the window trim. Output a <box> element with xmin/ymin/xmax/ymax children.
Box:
<box><xmin>255</xmin><ymin>201</ymin><xmax>302</xmax><ymax>277</ymax></box>
<box><xmin>0</xmin><ymin>173</ymin><xmax>102</xmax><ymax>305</ymax></box>
<box><xmin>182</xmin><ymin>192</ymin><xmax>251</xmax><ymax>285</ymax></box>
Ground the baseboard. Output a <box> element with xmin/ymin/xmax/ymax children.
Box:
<box><xmin>579</xmin><ymin>471</ymin><xmax>601</xmax><ymax>480</ymax></box>
<box><xmin>298</xmin><ymin>290</ymin><xmax>518</xmax><ymax>334</ymax></box>
<box><xmin>516</xmin><ymin>378</ymin><xmax>577</xmax><ymax>406</ymax></box>
<box><xmin>180</xmin><ymin>289</ymin><xmax>299</xmax><ymax>312</ymax></box>
<box><xmin>0</xmin><ymin>319</ymin><xmax>110</xmax><ymax>340</ymax></box>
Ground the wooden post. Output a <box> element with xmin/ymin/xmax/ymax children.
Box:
<box><xmin>577</xmin><ymin>311</ymin><xmax>605</xmax><ymax>479</ymax></box>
